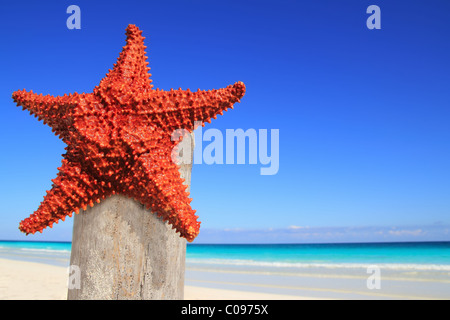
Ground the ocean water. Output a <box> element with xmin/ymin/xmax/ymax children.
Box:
<box><xmin>183</xmin><ymin>242</ymin><xmax>450</xmax><ymax>299</ymax></box>
<box><xmin>2</xmin><ymin>240</ymin><xmax>449</xmax><ymax>298</ymax></box>
<box><xmin>1</xmin><ymin>240</ymin><xmax>449</xmax><ymax>271</ymax></box>
<box><xmin>0</xmin><ymin>240</ymin><xmax>71</xmax><ymax>267</ymax></box>
<box><xmin>186</xmin><ymin>242</ymin><xmax>450</xmax><ymax>270</ymax></box>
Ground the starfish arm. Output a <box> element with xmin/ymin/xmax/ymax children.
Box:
<box><xmin>150</xmin><ymin>81</ymin><xmax>246</xmax><ymax>132</ymax></box>
<box><xmin>12</xmin><ymin>90</ymin><xmax>90</xmax><ymax>138</ymax></box>
<box><xmin>125</xmin><ymin>151</ymin><xmax>200</xmax><ymax>242</ymax></box>
<box><xmin>12</xmin><ymin>89</ymin><xmax>64</xmax><ymax>123</ymax></box>
<box><xmin>19</xmin><ymin>159</ymin><xmax>104</xmax><ymax>234</ymax></box>
<box><xmin>95</xmin><ymin>24</ymin><xmax>153</xmax><ymax>101</ymax></box>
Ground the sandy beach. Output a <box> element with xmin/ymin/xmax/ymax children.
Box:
<box><xmin>1</xmin><ymin>257</ymin><xmax>449</xmax><ymax>300</ymax></box>
<box><xmin>0</xmin><ymin>258</ymin><xmax>308</xmax><ymax>300</ymax></box>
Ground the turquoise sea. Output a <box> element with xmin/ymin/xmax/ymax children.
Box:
<box><xmin>1</xmin><ymin>240</ymin><xmax>449</xmax><ymax>271</ymax></box>
<box><xmin>2</xmin><ymin>240</ymin><xmax>449</xmax><ymax>298</ymax></box>
<box><xmin>186</xmin><ymin>242</ymin><xmax>450</xmax><ymax>270</ymax></box>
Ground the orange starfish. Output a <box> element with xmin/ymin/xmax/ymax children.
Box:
<box><xmin>12</xmin><ymin>24</ymin><xmax>245</xmax><ymax>242</ymax></box>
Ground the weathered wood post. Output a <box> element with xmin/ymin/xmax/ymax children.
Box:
<box><xmin>68</xmin><ymin>133</ymin><xmax>194</xmax><ymax>300</ymax></box>
<box><xmin>13</xmin><ymin>24</ymin><xmax>244</xmax><ymax>300</ymax></box>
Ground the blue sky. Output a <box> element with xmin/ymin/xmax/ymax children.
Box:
<box><xmin>0</xmin><ymin>0</ymin><xmax>449</xmax><ymax>243</ymax></box>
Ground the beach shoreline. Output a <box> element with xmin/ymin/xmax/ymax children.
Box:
<box><xmin>0</xmin><ymin>258</ymin><xmax>312</xmax><ymax>300</ymax></box>
<box><xmin>1</xmin><ymin>256</ymin><xmax>449</xmax><ymax>300</ymax></box>
<box><xmin>1</xmin><ymin>241</ymin><xmax>450</xmax><ymax>300</ymax></box>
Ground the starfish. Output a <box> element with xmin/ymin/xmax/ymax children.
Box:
<box><xmin>12</xmin><ymin>24</ymin><xmax>245</xmax><ymax>242</ymax></box>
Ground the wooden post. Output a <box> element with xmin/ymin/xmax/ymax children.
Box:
<box><xmin>68</xmin><ymin>133</ymin><xmax>194</xmax><ymax>300</ymax></box>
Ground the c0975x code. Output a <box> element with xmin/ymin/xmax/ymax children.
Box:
<box><xmin>224</xmin><ymin>304</ymin><xmax>268</xmax><ymax>315</ymax></box>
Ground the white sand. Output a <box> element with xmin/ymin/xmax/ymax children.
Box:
<box><xmin>0</xmin><ymin>258</ymin><xmax>68</xmax><ymax>299</ymax></box>
<box><xmin>185</xmin><ymin>286</ymin><xmax>308</xmax><ymax>300</ymax></box>
<box><xmin>0</xmin><ymin>258</ymin><xmax>309</xmax><ymax>300</ymax></box>
<box><xmin>4</xmin><ymin>258</ymin><xmax>445</xmax><ymax>299</ymax></box>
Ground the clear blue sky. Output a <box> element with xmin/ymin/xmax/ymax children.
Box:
<box><xmin>0</xmin><ymin>0</ymin><xmax>449</xmax><ymax>243</ymax></box>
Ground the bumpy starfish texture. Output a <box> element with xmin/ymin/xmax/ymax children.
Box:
<box><xmin>12</xmin><ymin>24</ymin><xmax>245</xmax><ymax>242</ymax></box>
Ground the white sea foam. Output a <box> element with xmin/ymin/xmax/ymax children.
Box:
<box><xmin>19</xmin><ymin>248</ymin><xmax>70</xmax><ymax>254</ymax></box>
<box><xmin>186</xmin><ymin>258</ymin><xmax>450</xmax><ymax>271</ymax></box>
